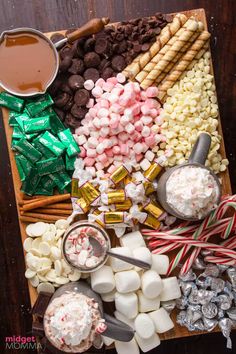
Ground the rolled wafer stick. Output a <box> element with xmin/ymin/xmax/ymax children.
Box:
<box><xmin>20</xmin><ymin>207</ymin><xmax>72</xmax><ymax>215</ymax></box>
<box><xmin>22</xmin><ymin>194</ymin><xmax>71</xmax><ymax>211</ymax></box>
<box><xmin>157</xmin><ymin>30</ymin><xmax>211</xmax><ymax>100</ymax></box>
<box><xmin>20</xmin><ymin>216</ymin><xmax>57</xmax><ymax>223</ymax></box>
<box><xmin>180</xmin><ymin>42</ymin><xmax>209</xmax><ymax>75</ymax></box>
<box><xmin>136</xmin><ymin>19</ymin><xmax>203</xmax><ymax>84</ymax></box>
<box><xmin>124</xmin><ymin>13</ymin><xmax>187</xmax><ymax>79</ymax></box>
<box><xmin>21</xmin><ymin>211</ymin><xmax>67</xmax><ymax>221</ymax></box>
<box><xmin>154</xmin><ymin>22</ymin><xmax>204</xmax><ymax>85</ymax></box>
<box><xmin>140</xmin><ymin>18</ymin><xmax>199</xmax><ymax>89</ymax></box>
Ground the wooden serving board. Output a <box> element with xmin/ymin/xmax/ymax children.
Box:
<box><xmin>1</xmin><ymin>8</ymin><xmax>232</xmax><ymax>342</ymax></box>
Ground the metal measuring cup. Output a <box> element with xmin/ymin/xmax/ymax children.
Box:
<box><xmin>157</xmin><ymin>133</ymin><xmax>221</xmax><ymax>221</ymax></box>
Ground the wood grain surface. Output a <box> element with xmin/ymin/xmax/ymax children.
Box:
<box><xmin>0</xmin><ymin>1</ymin><xmax>235</xmax><ymax>354</ymax></box>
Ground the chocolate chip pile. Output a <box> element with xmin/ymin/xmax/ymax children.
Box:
<box><xmin>49</xmin><ymin>13</ymin><xmax>172</xmax><ymax>131</ymax></box>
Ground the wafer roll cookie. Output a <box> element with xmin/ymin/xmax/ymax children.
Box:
<box><xmin>125</xmin><ymin>13</ymin><xmax>187</xmax><ymax>79</ymax></box>
<box><xmin>157</xmin><ymin>31</ymin><xmax>211</xmax><ymax>100</ymax></box>
<box><xmin>155</xmin><ymin>21</ymin><xmax>204</xmax><ymax>85</ymax></box>
<box><xmin>140</xmin><ymin>18</ymin><xmax>199</xmax><ymax>89</ymax></box>
<box><xmin>136</xmin><ymin>19</ymin><xmax>203</xmax><ymax>83</ymax></box>
<box><xmin>182</xmin><ymin>43</ymin><xmax>209</xmax><ymax>73</ymax></box>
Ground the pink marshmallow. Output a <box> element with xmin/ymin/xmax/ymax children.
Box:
<box><xmin>96</xmin><ymin>143</ymin><xmax>105</xmax><ymax>154</ymax></box>
<box><xmin>112</xmin><ymin>146</ymin><xmax>121</xmax><ymax>155</ymax></box>
<box><xmin>100</xmin><ymin>99</ymin><xmax>110</xmax><ymax>108</ymax></box>
<box><xmin>112</xmin><ymin>87</ymin><xmax>124</xmax><ymax>96</ymax></box>
<box><xmin>95</xmin><ymin>162</ymin><xmax>104</xmax><ymax>170</ymax></box>
<box><xmin>86</xmin><ymin>98</ymin><xmax>94</xmax><ymax>108</ymax></box>
<box><xmin>141</xmin><ymin>105</ymin><xmax>152</xmax><ymax>115</ymax></box>
<box><xmin>107</xmin><ymin>164</ymin><xmax>117</xmax><ymax>174</ymax></box>
<box><xmin>141</xmin><ymin>126</ymin><xmax>151</xmax><ymax>137</ymax></box>
<box><xmin>97</xmin><ymin>108</ymin><xmax>109</xmax><ymax>118</ymax></box>
<box><xmin>118</xmin><ymin>132</ymin><xmax>128</xmax><ymax>142</ymax></box>
<box><xmin>100</xmin><ymin>127</ymin><xmax>110</xmax><ymax>137</ymax></box>
<box><xmin>125</xmin><ymin>123</ymin><xmax>135</xmax><ymax>134</ymax></box>
<box><xmin>84</xmin><ymin>80</ymin><xmax>94</xmax><ymax>91</ymax></box>
<box><xmin>87</xmin><ymin>148</ymin><xmax>97</xmax><ymax>157</ymax></box>
<box><xmin>141</xmin><ymin>116</ymin><xmax>153</xmax><ymax>126</ymax></box>
<box><xmin>120</xmin><ymin>144</ymin><xmax>129</xmax><ymax>156</ymax></box>
<box><xmin>116</xmin><ymin>73</ymin><xmax>126</xmax><ymax>83</ymax></box>
<box><xmin>97</xmin><ymin>153</ymin><xmax>108</xmax><ymax>164</ymax></box>
<box><xmin>84</xmin><ymin>157</ymin><xmax>95</xmax><ymax>166</ymax></box>
<box><xmin>95</xmin><ymin>78</ymin><xmax>105</xmax><ymax>87</ymax></box>
<box><xmin>103</xmin><ymin>82</ymin><xmax>114</xmax><ymax>92</ymax></box>
<box><xmin>146</xmin><ymin>86</ymin><xmax>159</xmax><ymax>98</ymax></box>
<box><xmin>145</xmin><ymin>135</ymin><xmax>156</xmax><ymax>147</ymax></box>
<box><xmin>133</xmin><ymin>142</ymin><xmax>143</xmax><ymax>154</ymax></box>
<box><xmin>89</xmin><ymin>108</ymin><xmax>97</xmax><ymax>118</ymax></box>
<box><xmin>134</xmin><ymin>121</ymin><xmax>143</xmax><ymax>132</ymax></box>
<box><xmin>106</xmin><ymin>148</ymin><xmax>114</xmax><ymax>157</ymax></box>
<box><xmin>107</xmin><ymin>77</ymin><xmax>118</xmax><ymax>85</ymax></box>
<box><xmin>110</xmin><ymin>103</ymin><xmax>124</xmax><ymax>114</ymax></box>
<box><xmin>135</xmin><ymin>153</ymin><xmax>144</xmax><ymax>162</ymax></box>
<box><xmin>79</xmin><ymin>146</ymin><xmax>86</xmax><ymax>158</ymax></box>
<box><xmin>92</xmin><ymin>86</ymin><xmax>103</xmax><ymax>98</ymax></box>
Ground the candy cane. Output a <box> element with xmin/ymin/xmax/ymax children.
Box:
<box><xmin>204</xmin><ymin>256</ymin><xmax>236</xmax><ymax>266</ymax></box>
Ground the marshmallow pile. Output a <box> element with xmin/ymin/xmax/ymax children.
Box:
<box><xmin>74</xmin><ymin>74</ymin><xmax>165</xmax><ymax>176</ymax></box>
<box><xmin>24</xmin><ymin>220</ymin><xmax>81</xmax><ymax>293</ymax></box>
<box><xmin>158</xmin><ymin>52</ymin><xmax>229</xmax><ymax>174</ymax></box>
<box><xmin>90</xmin><ymin>230</ymin><xmax>181</xmax><ymax>353</ymax></box>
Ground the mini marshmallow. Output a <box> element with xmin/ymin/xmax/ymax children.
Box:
<box><xmin>141</xmin><ymin>115</ymin><xmax>153</xmax><ymax>125</ymax></box>
<box><xmin>109</xmin><ymin>247</ymin><xmax>133</xmax><ymax>272</ymax></box>
<box><xmin>159</xmin><ymin>277</ymin><xmax>181</xmax><ymax>301</ymax></box>
<box><xmin>92</xmin><ymin>86</ymin><xmax>103</xmax><ymax>98</ymax></box>
<box><xmin>84</xmin><ymin>79</ymin><xmax>94</xmax><ymax>90</ymax></box>
<box><xmin>76</xmin><ymin>134</ymin><xmax>87</xmax><ymax>145</ymax></box>
<box><xmin>134</xmin><ymin>313</ymin><xmax>155</xmax><ymax>339</ymax></box>
<box><xmin>115</xmin><ymin>339</ymin><xmax>139</xmax><ymax>354</ymax></box>
<box><xmin>87</xmin><ymin>137</ymin><xmax>99</xmax><ymax>148</ymax></box>
<box><xmin>148</xmin><ymin>307</ymin><xmax>174</xmax><ymax>333</ymax></box>
<box><xmin>115</xmin><ymin>270</ymin><xmax>140</xmax><ymax>293</ymax></box>
<box><xmin>141</xmin><ymin>126</ymin><xmax>151</xmax><ymax>137</ymax></box>
<box><xmin>116</xmin><ymin>73</ymin><xmax>126</xmax><ymax>83</ymax></box>
<box><xmin>120</xmin><ymin>231</ymin><xmax>146</xmax><ymax>250</ymax></box>
<box><xmin>133</xmin><ymin>142</ymin><xmax>143</xmax><ymax>154</ymax></box>
<box><xmin>114</xmin><ymin>311</ymin><xmax>135</xmax><ymax>329</ymax></box>
<box><xmin>135</xmin><ymin>333</ymin><xmax>160</xmax><ymax>353</ymax></box>
<box><xmin>101</xmin><ymin>335</ymin><xmax>114</xmax><ymax>346</ymax></box>
<box><xmin>140</xmin><ymin>158</ymin><xmax>151</xmax><ymax>171</ymax></box>
<box><xmin>137</xmin><ymin>290</ymin><xmax>160</xmax><ymax>313</ymax></box>
<box><xmin>141</xmin><ymin>270</ymin><xmax>163</xmax><ymax>299</ymax></box>
<box><xmin>115</xmin><ymin>292</ymin><xmax>138</xmax><ymax>319</ymax></box>
<box><xmin>151</xmin><ymin>254</ymin><xmax>169</xmax><ymax>275</ymax></box>
<box><xmin>101</xmin><ymin>288</ymin><xmax>116</xmax><ymax>302</ymax></box>
<box><xmin>96</xmin><ymin>143</ymin><xmax>105</xmax><ymax>154</ymax></box>
<box><xmin>146</xmin><ymin>86</ymin><xmax>159</xmax><ymax>97</ymax></box>
<box><xmin>91</xmin><ymin>265</ymin><xmax>115</xmax><ymax>294</ymax></box>
<box><xmin>145</xmin><ymin>150</ymin><xmax>155</xmax><ymax>161</ymax></box>
<box><xmin>100</xmin><ymin>117</ymin><xmax>110</xmax><ymax>127</ymax></box>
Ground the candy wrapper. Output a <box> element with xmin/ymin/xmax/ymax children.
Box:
<box><xmin>176</xmin><ymin>261</ymin><xmax>236</xmax><ymax>348</ymax></box>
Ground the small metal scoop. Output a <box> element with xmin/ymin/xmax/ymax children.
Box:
<box><xmin>89</xmin><ymin>236</ymin><xmax>151</xmax><ymax>270</ymax></box>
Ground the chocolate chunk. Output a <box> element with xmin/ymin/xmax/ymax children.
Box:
<box><xmin>117</xmin><ymin>40</ymin><xmax>127</xmax><ymax>54</ymax></box>
<box><xmin>54</xmin><ymin>92</ymin><xmax>70</xmax><ymax>108</ymax></box>
<box><xmin>83</xmin><ymin>68</ymin><xmax>100</xmax><ymax>82</ymax></box>
<box><xmin>54</xmin><ymin>107</ymin><xmax>65</xmax><ymax>121</ymax></box>
<box><xmin>164</xmin><ymin>14</ymin><xmax>173</xmax><ymax>23</ymax></box>
<box><xmin>141</xmin><ymin>43</ymin><xmax>151</xmax><ymax>52</ymax></box>
<box><xmin>116</xmin><ymin>33</ymin><xmax>124</xmax><ymax>41</ymax></box>
<box><xmin>50</xmin><ymin>33</ymin><xmax>65</xmax><ymax>44</ymax></box>
<box><xmin>133</xmin><ymin>43</ymin><xmax>142</xmax><ymax>53</ymax></box>
<box><xmin>59</xmin><ymin>56</ymin><xmax>72</xmax><ymax>72</ymax></box>
<box><xmin>68</xmin><ymin>74</ymin><xmax>84</xmax><ymax>90</ymax></box>
<box><xmin>101</xmin><ymin>67</ymin><xmax>114</xmax><ymax>80</ymax></box>
<box><xmin>68</xmin><ymin>58</ymin><xmax>84</xmax><ymax>75</ymax></box>
<box><xmin>111</xmin><ymin>55</ymin><xmax>126</xmax><ymax>71</ymax></box>
<box><xmin>76</xmin><ymin>44</ymin><xmax>85</xmax><ymax>59</ymax></box>
<box><xmin>99</xmin><ymin>59</ymin><xmax>110</xmax><ymax>72</ymax></box>
<box><xmin>153</xmin><ymin>27</ymin><xmax>161</xmax><ymax>35</ymax></box>
<box><xmin>131</xmin><ymin>32</ymin><xmax>139</xmax><ymax>41</ymax></box>
<box><xmin>95</xmin><ymin>37</ymin><xmax>110</xmax><ymax>55</ymax></box>
<box><xmin>48</xmin><ymin>77</ymin><xmax>64</xmax><ymax>96</ymax></box>
<box><xmin>32</xmin><ymin>321</ymin><xmax>44</xmax><ymax>337</ymax></box>
<box><xmin>84</xmin><ymin>37</ymin><xmax>96</xmax><ymax>52</ymax></box>
<box><xmin>70</xmin><ymin>105</ymin><xmax>88</xmax><ymax>120</ymax></box>
<box><xmin>32</xmin><ymin>292</ymin><xmax>52</xmax><ymax>318</ymax></box>
<box><xmin>84</xmin><ymin>52</ymin><xmax>101</xmax><ymax>68</ymax></box>
<box><xmin>61</xmin><ymin>82</ymin><xmax>73</xmax><ymax>95</ymax></box>
<box><xmin>74</xmin><ymin>89</ymin><xmax>90</xmax><ymax>106</ymax></box>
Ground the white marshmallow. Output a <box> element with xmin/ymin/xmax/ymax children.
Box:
<box><xmin>101</xmin><ymin>335</ymin><xmax>114</xmax><ymax>346</ymax></box>
<box><xmin>135</xmin><ymin>333</ymin><xmax>160</xmax><ymax>353</ymax></box>
<box><xmin>145</xmin><ymin>150</ymin><xmax>155</xmax><ymax>161</ymax></box>
<box><xmin>115</xmin><ymin>339</ymin><xmax>139</xmax><ymax>354</ymax></box>
<box><xmin>132</xmin><ymin>247</ymin><xmax>151</xmax><ymax>271</ymax></box>
<box><xmin>148</xmin><ymin>307</ymin><xmax>174</xmax><ymax>333</ymax></box>
<box><xmin>115</xmin><ymin>270</ymin><xmax>140</xmax><ymax>293</ymax></box>
<box><xmin>109</xmin><ymin>247</ymin><xmax>134</xmax><ymax>272</ymax></box>
<box><xmin>137</xmin><ymin>290</ymin><xmax>160</xmax><ymax>313</ymax></box>
<box><xmin>159</xmin><ymin>277</ymin><xmax>181</xmax><ymax>301</ymax></box>
<box><xmin>115</xmin><ymin>292</ymin><xmax>138</xmax><ymax>319</ymax></box>
<box><xmin>151</xmin><ymin>254</ymin><xmax>169</xmax><ymax>275</ymax></box>
<box><xmin>76</xmin><ymin>134</ymin><xmax>87</xmax><ymax>145</ymax></box>
<box><xmin>141</xmin><ymin>270</ymin><xmax>163</xmax><ymax>299</ymax></box>
<box><xmin>101</xmin><ymin>288</ymin><xmax>116</xmax><ymax>302</ymax></box>
<box><xmin>114</xmin><ymin>311</ymin><xmax>135</xmax><ymax>329</ymax></box>
<box><xmin>134</xmin><ymin>314</ymin><xmax>155</xmax><ymax>339</ymax></box>
<box><xmin>140</xmin><ymin>158</ymin><xmax>151</xmax><ymax>171</ymax></box>
<box><xmin>91</xmin><ymin>265</ymin><xmax>115</xmax><ymax>294</ymax></box>
<box><xmin>120</xmin><ymin>231</ymin><xmax>146</xmax><ymax>250</ymax></box>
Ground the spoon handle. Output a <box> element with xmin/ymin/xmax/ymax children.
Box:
<box><xmin>107</xmin><ymin>250</ymin><xmax>151</xmax><ymax>270</ymax></box>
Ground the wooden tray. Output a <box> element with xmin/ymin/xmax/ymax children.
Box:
<box><xmin>1</xmin><ymin>8</ymin><xmax>232</xmax><ymax>342</ymax></box>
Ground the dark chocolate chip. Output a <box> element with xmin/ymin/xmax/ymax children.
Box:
<box><xmin>164</xmin><ymin>14</ymin><xmax>173</xmax><ymax>23</ymax></box>
<box><xmin>48</xmin><ymin>77</ymin><xmax>64</xmax><ymax>96</ymax></box>
<box><xmin>153</xmin><ymin>27</ymin><xmax>161</xmax><ymax>35</ymax></box>
<box><xmin>84</xmin><ymin>37</ymin><xmax>96</xmax><ymax>52</ymax></box>
<box><xmin>61</xmin><ymin>82</ymin><xmax>73</xmax><ymax>95</ymax></box>
<box><xmin>50</xmin><ymin>33</ymin><xmax>65</xmax><ymax>44</ymax></box>
<box><xmin>54</xmin><ymin>107</ymin><xmax>66</xmax><ymax>121</ymax></box>
<box><xmin>101</xmin><ymin>67</ymin><xmax>114</xmax><ymax>80</ymax></box>
<box><xmin>68</xmin><ymin>74</ymin><xmax>84</xmax><ymax>90</ymax></box>
<box><xmin>70</xmin><ymin>105</ymin><xmax>88</xmax><ymax>120</ymax></box>
<box><xmin>68</xmin><ymin>58</ymin><xmax>84</xmax><ymax>74</ymax></box>
<box><xmin>104</xmin><ymin>26</ymin><xmax>114</xmax><ymax>34</ymax></box>
<box><xmin>59</xmin><ymin>56</ymin><xmax>72</xmax><ymax>72</ymax></box>
<box><xmin>59</xmin><ymin>46</ymin><xmax>72</xmax><ymax>60</ymax></box>
<box><xmin>54</xmin><ymin>92</ymin><xmax>70</xmax><ymax>108</ymax></box>
<box><xmin>99</xmin><ymin>59</ymin><xmax>110</xmax><ymax>71</ymax></box>
<box><xmin>133</xmin><ymin>43</ymin><xmax>142</xmax><ymax>53</ymax></box>
<box><xmin>141</xmin><ymin>43</ymin><xmax>151</xmax><ymax>52</ymax></box>
<box><xmin>84</xmin><ymin>52</ymin><xmax>101</xmax><ymax>68</ymax></box>
<box><xmin>83</xmin><ymin>68</ymin><xmax>100</xmax><ymax>82</ymax></box>
<box><xmin>159</xmin><ymin>22</ymin><xmax>167</xmax><ymax>29</ymax></box>
<box><xmin>63</xmin><ymin>96</ymin><xmax>74</xmax><ymax>111</ymax></box>
<box><xmin>95</xmin><ymin>37</ymin><xmax>110</xmax><ymax>55</ymax></box>
<box><xmin>131</xmin><ymin>32</ymin><xmax>139</xmax><ymax>41</ymax></box>
<box><xmin>111</xmin><ymin>55</ymin><xmax>126</xmax><ymax>71</ymax></box>
<box><xmin>74</xmin><ymin>89</ymin><xmax>90</xmax><ymax>106</ymax></box>
<box><xmin>116</xmin><ymin>33</ymin><xmax>124</xmax><ymax>41</ymax></box>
